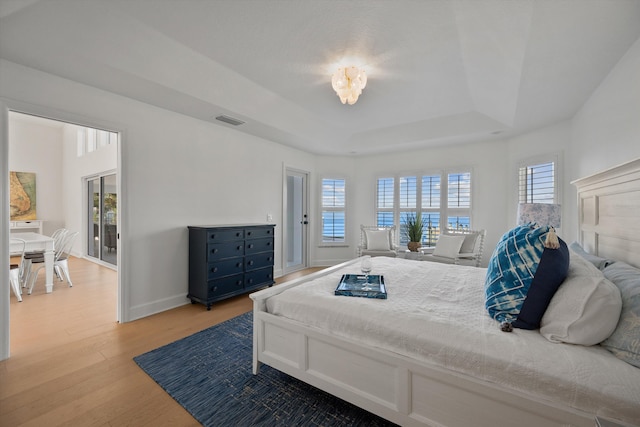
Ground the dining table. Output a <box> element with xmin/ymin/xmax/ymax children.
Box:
<box><xmin>10</xmin><ymin>232</ymin><xmax>55</xmax><ymax>293</ymax></box>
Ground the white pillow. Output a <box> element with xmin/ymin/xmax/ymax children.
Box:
<box><xmin>365</xmin><ymin>229</ymin><xmax>391</xmax><ymax>251</ymax></box>
<box><xmin>433</xmin><ymin>234</ymin><xmax>465</xmax><ymax>258</ymax></box>
<box><xmin>540</xmin><ymin>250</ymin><xmax>622</xmax><ymax>345</ymax></box>
<box><xmin>459</xmin><ymin>232</ymin><xmax>479</xmax><ymax>253</ymax></box>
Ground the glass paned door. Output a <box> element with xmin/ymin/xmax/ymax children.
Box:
<box><xmin>87</xmin><ymin>173</ymin><xmax>117</xmax><ymax>266</ymax></box>
<box><xmin>285</xmin><ymin>169</ymin><xmax>308</xmax><ymax>273</ymax></box>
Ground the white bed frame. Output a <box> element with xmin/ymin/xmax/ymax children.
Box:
<box><xmin>572</xmin><ymin>157</ymin><xmax>640</xmax><ymax>270</ymax></box>
<box><xmin>251</xmin><ymin>158</ymin><xmax>640</xmax><ymax>427</ymax></box>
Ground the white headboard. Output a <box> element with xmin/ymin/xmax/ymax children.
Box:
<box><xmin>572</xmin><ymin>157</ymin><xmax>640</xmax><ymax>269</ymax></box>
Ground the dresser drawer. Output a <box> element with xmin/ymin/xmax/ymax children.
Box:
<box><xmin>245</xmin><ymin>237</ymin><xmax>274</xmax><ymax>254</ymax></box>
<box><xmin>245</xmin><ymin>267</ymin><xmax>274</xmax><ymax>289</ymax></box>
<box><xmin>208</xmin><ymin>258</ymin><xmax>244</xmax><ymax>279</ymax></box>
<box><xmin>208</xmin><ymin>242</ymin><xmax>244</xmax><ymax>261</ymax></box>
<box><xmin>245</xmin><ymin>227</ymin><xmax>274</xmax><ymax>240</ymax></box>
<box><xmin>245</xmin><ymin>252</ymin><xmax>274</xmax><ymax>272</ymax></box>
<box><xmin>208</xmin><ymin>274</ymin><xmax>244</xmax><ymax>297</ymax></box>
<box><xmin>207</xmin><ymin>229</ymin><xmax>244</xmax><ymax>243</ymax></box>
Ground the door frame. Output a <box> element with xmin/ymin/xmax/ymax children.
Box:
<box><xmin>1</xmin><ymin>99</ymin><xmax>125</xmax><ymax>360</ymax></box>
<box><xmin>282</xmin><ymin>165</ymin><xmax>310</xmax><ymax>275</ymax></box>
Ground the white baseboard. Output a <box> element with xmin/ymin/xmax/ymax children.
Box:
<box><xmin>128</xmin><ymin>294</ymin><xmax>190</xmax><ymax>322</ymax></box>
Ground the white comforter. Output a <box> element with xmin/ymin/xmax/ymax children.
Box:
<box><xmin>266</xmin><ymin>257</ymin><xmax>640</xmax><ymax>424</ymax></box>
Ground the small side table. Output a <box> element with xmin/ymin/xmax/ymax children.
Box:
<box><xmin>400</xmin><ymin>250</ymin><xmax>422</xmax><ymax>261</ymax></box>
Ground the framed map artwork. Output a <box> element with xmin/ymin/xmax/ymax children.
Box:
<box><xmin>10</xmin><ymin>171</ymin><xmax>37</xmax><ymax>220</ymax></box>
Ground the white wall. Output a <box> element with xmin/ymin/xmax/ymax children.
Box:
<box><xmin>340</xmin><ymin>139</ymin><xmax>510</xmax><ymax>267</ymax></box>
<box><xmin>506</xmin><ymin>121</ymin><xmax>573</xmax><ymax>240</ymax></box>
<box><xmin>8</xmin><ymin>117</ymin><xmax>64</xmax><ymax>234</ymax></box>
<box><xmin>568</xmin><ymin>36</ymin><xmax>640</xmax><ymax>241</ymax></box>
<box><xmin>571</xmin><ymin>36</ymin><xmax>640</xmax><ymax>180</ymax></box>
<box><xmin>9</xmin><ymin>116</ymin><xmax>119</xmax><ymax>254</ymax></box>
<box><xmin>1</xmin><ymin>59</ymin><xmax>317</xmax><ymax>326</ymax></box>
<box><xmin>1</xmin><ymin>30</ymin><xmax>639</xmax><ymax>361</ymax></box>
<box><xmin>60</xmin><ymin>123</ymin><xmax>118</xmax><ymax>257</ymax></box>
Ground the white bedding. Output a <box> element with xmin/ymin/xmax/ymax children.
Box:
<box><xmin>266</xmin><ymin>257</ymin><xmax>640</xmax><ymax>424</ymax></box>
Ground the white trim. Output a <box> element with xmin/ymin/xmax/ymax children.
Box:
<box><xmin>1</xmin><ymin>100</ymin><xmax>10</xmax><ymax>360</ymax></box>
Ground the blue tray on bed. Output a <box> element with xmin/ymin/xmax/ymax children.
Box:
<box><xmin>334</xmin><ymin>274</ymin><xmax>387</xmax><ymax>299</ymax></box>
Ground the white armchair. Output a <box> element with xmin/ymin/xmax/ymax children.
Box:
<box><xmin>357</xmin><ymin>225</ymin><xmax>398</xmax><ymax>258</ymax></box>
<box><xmin>421</xmin><ymin>228</ymin><xmax>486</xmax><ymax>267</ymax></box>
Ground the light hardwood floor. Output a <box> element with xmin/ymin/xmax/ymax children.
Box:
<box><xmin>1</xmin><ymin>257</ymin><xmax>324</xmax><ymax>426</ymax></box>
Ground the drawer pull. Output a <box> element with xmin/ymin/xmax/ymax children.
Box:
<box><xmin>236</xmin><ymin>232</ymin><xmax>241</xmax><ymax>237</ymax></box>
<box><xmin>236</xmin><ymin>262</ymin><xmax>242</xmax><ymax>267</ymax></box>
<box><xmin>211</xmin><ymin>267</ymin><xmax>218</xmax><ymax>273</ymax></box>
<box><xmin>267</xmin><ymin>242</ymin><xmax>272</xmax><ymax>246</ymax></box>
<box><xmin>211</xmin><ymin>248</ymin><xmax>218</xmax><ymax>254</ymax></box>
<box><xmin>248</xmin><ymin>244</ymin><xmax>254</xmax><ymax>249</ymax></box>
<box><xmin>237</xmin><ymin>245</ymin><xmax>242</xmax><ymax>250</ymax></box>
<box><xmin>268</xmin><ymin>257</ymin><xmax>273</xmax><ymax>262</ymax></box>
<box><xmin>247</xmin><ymin>231</ymin><xmax>252</xmax><ymax>236</ymax></box>
<box><xmin>248</xmin><ymin>261</ymin><xmax>254</xmax><ymax>266</ymax></box>
<box><xmin>247</xmin><ymin>279</ymin><xmax>253</xmax><ymax>284</ymax></box>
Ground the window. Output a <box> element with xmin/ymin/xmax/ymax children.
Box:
<box><xmin>447</xmin><ymin>172</ymin><xmax>471</xmax><ymax>230</ymax></box>
<box><xmin>76</xmin><ymin>126</ymin><xmax>117</xmax><ymax>157</ymax></box>
<box><xmin>376</xmin><ymin>170</ymin><xmax>472</xmax><ymax>248</ymax></box>
<box><xmin>518</xmin><ymin>157</ymin><xmax>558</xmax><ymax>204</ymax></box>
<box><xmin>321</xmin><ymin>178</ymin><xmax>346</xmax><ymax>243</ymax></box>
<box><xmin>376</xmin><ymin>177</ymin><xmax>394</xmax><ymax>227</ymax></box>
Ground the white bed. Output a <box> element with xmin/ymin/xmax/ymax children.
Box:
<box><xmin>251</xmin><ymin>158</ymin><xmax>640</xmax><ymax>427</ymax></box>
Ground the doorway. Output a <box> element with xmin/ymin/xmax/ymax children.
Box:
<box><xmin>2</xmin><ymin>107</ymin><xmax>122</xmax><ymax>360</ymax></box>
<box><xmin>87</xmin><ymin>173</ymin><xmax>117</xmax><ymax>266</ymax></box>
<box><xmin>284</xmin><ymin>168</ymin><xmax>309</xmax><ymax>274</ymax></box>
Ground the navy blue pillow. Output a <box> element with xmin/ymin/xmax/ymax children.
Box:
<box><xmin>512</xmin><ymin>239</ymin><xmax>570</xmax><ymax>329</ymax></box>
<box><xmin>485</xmin><ymin>225</ymin><xmax>570</xmax><ymax>330</ymax></box>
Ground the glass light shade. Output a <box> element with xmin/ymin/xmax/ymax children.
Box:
<box><xmin>331</xmin><ymin>66</ymin><xmax>367</xmax><ymax>105</ymax></box>
<box><xmin>517</xmin><ymin>203</ymin><xmax>561</xmax><ymax>228</ymax></box>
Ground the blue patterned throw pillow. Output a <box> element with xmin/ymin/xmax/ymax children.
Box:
<box><xmin>484</xmin><ymin>224</ymin><xmax>570</xmax><ymax>330</ymax></box>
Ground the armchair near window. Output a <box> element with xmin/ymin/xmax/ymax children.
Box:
<box><xmin>357</xmin><ymin>225</ymin><xmax>398</xmax><ymax>258</ymax></box>
<box><xmin>421</xmin><ymin>228</ymin><xmax>486</xmax><ymax>267</ymax></box>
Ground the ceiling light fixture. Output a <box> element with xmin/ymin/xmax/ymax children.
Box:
<box><xmin>331</xmin><ymin>66</ymin><xmax>367</xmax><ymax>105</ymax></box>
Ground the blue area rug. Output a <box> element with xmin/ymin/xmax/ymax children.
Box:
<box><xmin>134</xmin><ymin>312</ymin><xmax>396</xmax><ymax>426</ymax></box>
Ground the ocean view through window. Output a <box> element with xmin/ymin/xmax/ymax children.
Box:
<box><xmin>376</xmin><ymin>170</ymin><xmax>472</xmax><ymax>248</ymax></box>
<box><xmin>321</xmin><ymin>178</ymin><xmax>346</xmax><ymax>243</ymax></box>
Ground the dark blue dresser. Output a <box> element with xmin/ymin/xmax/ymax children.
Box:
<box><xmin>188</xmin><ymin>224</ymin><xmax>275</xmax><ymax>310</ymax></box>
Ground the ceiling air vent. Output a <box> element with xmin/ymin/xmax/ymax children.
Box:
<box><xmin>215</xmin><ymin>115</ymin><xmax>245</xmax><ymax>126</ymax></box>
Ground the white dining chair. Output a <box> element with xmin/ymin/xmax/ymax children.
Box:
<box><xmin>26</xmin><ymin>231</ymin><xmax>79</xmax><ymax>294</ymax></box>
<box><xmin>52</xmin><ymin>231</ymin><xmax>79</xmax><ymax>287</ymax></box>
<box><xmin>22</xmin><ymin>228</ymin><xmax>68</xmax><ymax>290</ymax></box>
<box><xmin>9</xmin><ymin>238</ymin><xmax>27</xmax><ymax>302</ymax></box>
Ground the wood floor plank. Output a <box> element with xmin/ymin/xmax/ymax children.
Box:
<box><xmin>1</xmin><ymin>257</ymin><xmax>322</xmax><ymax>426</ymax></box>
